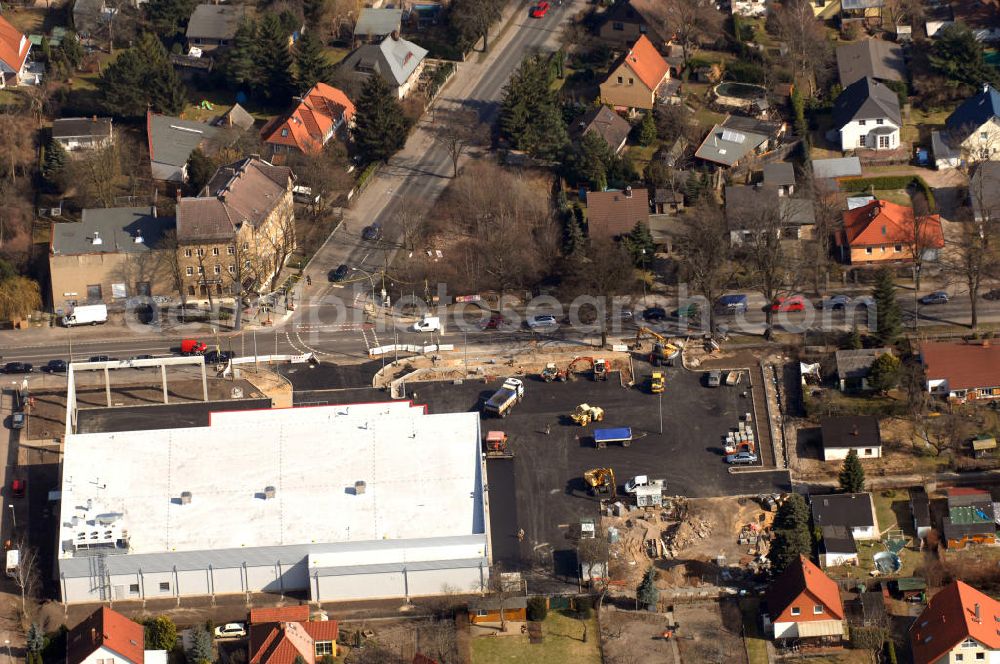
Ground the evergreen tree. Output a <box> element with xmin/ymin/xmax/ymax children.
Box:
<box><xmin>40</xmin><ymin>36</ymin><xmax>52</xmax><ymax>63</ymax></box>
<box><xmin>638</xmin><ymin>110</ymin><xmax>657</xmax><ymax>146</ymax></box>
<box><xmin>839</xmin><ymin>449</ymin><xmax>866</xmax><ymax>493</ymax></box>
<box><xmin>257</xmin><ymin>13</ymin><xmax>296</xmax><ymax>102</ymax></box>
<box><xmin>871</xmin><ymin>267</ymin><xmax>902</xmax><ymax>345</ymax></box>
<box><xmin>143</xmin><ymin>616</ymin><xmax>178</xmax><ymax>651</ymax></box>
<box><xmin>624</xmin><ymin>221</ymin><xmax>655</xmax><ymax>267</ymax></box>
<box><xmin>147</xmin><ymin>0</ymin><xmax>198</xmax><ymax>40</ymax></box>
<box><xmin>294</xmin><ymin>29</ymin><xmax>333</xmax><ymax>92</ymax></box>
<box><xmin>98</xmin><ymin>33</ymin><xmax>186</xmax><ymax>116</ymax></box>
<box><xmin>846</xmin><ymin>325</ymin><xmax>863</xmax><ymax>350</ymax></box>
<box><xmin>570</xmin><ymin>130</ymin><xmax>613</xmax><ymax>191</ymax></box>
<box><xmin>769</xmin><ymin>493</ymin><xmax>812</xmax><ymax>572</ymax></box>
<box><xmin>42</xmin><ymin>137</ymin><xmax>68</xmax><ymax>193</ymax></box>
<box><xmin>684</xmin><ymin>171</ymin><xmax>703</xmax><ymax>201</ymax></box>
<box><xmin>59</xmin><ymin>31</ymin><xmax>84</xmax><ymax>70</ymax></box>
<box><xmin>929</xmin><ymin>23</ymin><xmax>997</xmax><ymax>89</ymax></box>
<box><xmin>26</xmin><ymin>623</ymin><xmax>44</xmax><ymax>656</ymax></box>
<box><xmin>563</xmin><ymin>207</ymin><xmax>585</xmax><ymax>257</ymax></box>
<box><xmin>224</xmin><ymin>18</ymin><xmax>260</xmax><ymax>90</ymax></box>
<box><xmin>637</xmin><ymin>566</ymin><xmax>659</xmax><ymax>610</ymax></box>
<box><xmin>498</xmin><ymin>55</ymin><xmax>568</xmax><ymax>160</ymax></box>
<box><xmin>187</xmin><ymin>625</ymin><xmax>213</xmax><ymax>664</ymax></box>
<box><xmin>868</xmin><ymin>353</ymin><xmax>901</xmax><ymax>394</ymax></box>
<box><xmin>187</xmin><ymin>147</ymin><xmax>216</xmax><ymax>193</ymax></box>
<box><xmin>352</xmin><ymin>73</ymin><xmax>409</xmax><ymax>164</ymax></box>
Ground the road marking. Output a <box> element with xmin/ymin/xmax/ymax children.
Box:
<box><xmin>296</xmin><ymin>323</ymin><xmax>370</xmax><ymax>332</ymax></box>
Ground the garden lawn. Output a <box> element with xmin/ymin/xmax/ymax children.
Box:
<box><xmin>471</xmin><ymin>611</ymin><xmax>601</xmax><ymax>664</ymax></box>
<box><xmin>629</xmin><ymin>142</ymin><xmax>659</xmax><ymax>177</ymax></box>
<box><xmin>872</xmin><ymin>189</ymin><xmax>912</xmax><ymax>206</ymax></box>
<box><xmin>741</xmin><ymin>599</ymin><xmax>768</xmax><ymax>664</ymax></box>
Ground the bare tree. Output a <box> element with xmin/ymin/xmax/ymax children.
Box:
<box><xmin>677</xmin><ymin>199</ymin><xmax>732</xmax><ymax>332</ymax></box>
<box><xmin>79</xmin><ymin>142</ymin><xmax>121</xmax><ymax>208</ymax></box>
<box><xmin>397</xmin><ymin>208</ymin><xmax>426</xmax><ymax>253</ymax></box>
<box><xmin>772</xmin><ymin>0</ymin><xmax>831</xmax><ymax>95</ymax></box>
<box><xmin>158</xmin><ymin>230</ymin><xmax>189</xmax><ymax>317</ymax></box>
<box><xmin>432</xmin><ymin>107</ymin><xmax>483</xmax><ymax>178</ymax></box>
<box><xmin>262</xmin><ymin>209</ymin><xmax>297</xmax><ymax>291</ymax></box>
<box><xmin>562</xmin><ymin>239</ymin><xmax>637</xmax><ymax>347</ymax></box>
<box><xmin>11</xmin><ymin>542</ymin><xmax>39</xmax><ymax>626</ymax></box>
<box><xmin>915</xmin><ymin>407</ymin><xmax>967</xmax><ymax>456</ymax></box>
<box><xmin>286</xmin><ymin>141</ymin><xmax>354</xmax><ymax>215</ymax></box>
<box><xmin>740</xmin><ymin>198</ymin><xmax>799</xmax><ymax>339</ymax></box>
<box><xmin>0</xmin><ymin>112</ymin><xmax>35</xmax><ymax>184</ymax></box>
<box><xmin>646</xmin><ymin>0</ymin><xmax>722</xmax><ymax>67</ymax></box>
<box><xmin>487</xmin><ymin>564</ymin><xmax>519</xmax><ymax>633</ymax></box>
<box><xmin>803</xmin><ymin>170</ymin><xmax>839</xmax><ymax>294</ymax></box>
<box><xmin>195</xmin><ymin>251</ymin><xmax>216</xmax><ymax>310</ymax></box>
<box><xmin>849</xmin><ymin>608</ymin><xmax>891</xmax><ymax>664</ymax></box>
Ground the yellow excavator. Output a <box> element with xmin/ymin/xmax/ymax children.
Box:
<box><xmin>571</xmin><ymin>403</ymin><xmax>605</xmax><ymax>426</ymax></box>
<box><xmin>584</xmin><ymin>467</ymin><xmax>616</xmax><ymax>498</ymax></box>
<box><xmin>634</xmin><ymin>328</ymin><xmax>681</xmax><ymax>367</ymax></box>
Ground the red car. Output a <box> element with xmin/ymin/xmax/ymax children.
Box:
<box><xmin>531</xmin><ymin>1</ymin><xmax>550</xmax><ymax>17</ymax></box>
<box><xmin>482</xmin><ymin>315</ymin><xmax>507</xmax><ymax>330</ymax></box>
<box><xmin>11</xmin><ymin>479</ymin><xmax>25</xmax><ymax>498</ymax></box>
<box><xmin>771</xmin><ymin>296</ymin><xmax>806</xmax><ymax>312</ymax></box>
<box><xmin>180</xmin><ymin>339</ymin><xmax>208</xmax><ymax>355</ymax></box>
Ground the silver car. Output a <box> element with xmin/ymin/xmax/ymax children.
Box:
<box><xmin>725</xmin><ymin>451</ymin><xmax>758</xmax><ymax>465</ymax></box>
<box><xmin>527</xmin><ymin>314</ymin><xmax>559</xmax><ymax>330</ymax></box>
<box><xmin>706</xmin><ymin>371</ymin><xmax>722</xmax><ymax>387</ymax></box>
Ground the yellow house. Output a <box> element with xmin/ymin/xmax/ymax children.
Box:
<box><xmin>599</xmin><ymin>35</ymin><xmax>670</xmax><ymax>111</ymax></box>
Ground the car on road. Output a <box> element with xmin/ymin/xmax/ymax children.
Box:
<box><xmin>10</xmin><ymin>413</ymin><xmax>25</xmax><ymax>430</ymax></box>
<box><xmin>413</xmin><ymin>316</ymin><xmax>441</xmax><ymax>332</ymax></box>
<box><xmin>530</xmin><ymin>1</ymin><xmax>550</xmax><ymax>16</ymax></box>
<box><xmin>362</xmin><ymin>223</ymin><xmax>382</xmax><ymax>241</ymax></box>
<box><xmin>642</xmin><ymin>307</ymin><xmax>667</xmax><ymax>322</ymax></box>
<box><xmin>328</xmin><ymin>264</ymin><xmax>350</xmax><ymax>282</ymax></box>
<box><xmin>673</xmin><ymin>303</ymin><xmax>700</xmax><ymax>319</ymax></box>
<box><xmin>89</xmin><ymin>355</ymin><xmax>112</xmax><ymax>362</ymax></box>
<box><xmin>214</xmin><ymin>623</ymin><xmax>246</xmax><ymax>639</ymax></box>
<box><xmin>609</xmin><ymin>309</ymin><xmax>634</xmax><ymax>321</ymax></box>
<box><xmin>2</xmin><ymin>362</ymin><xmax>32</xmax><ymax>374</ymax></box>
<box><xmin>205</xmin><ymin>350</ymin><xmax>236</xmax><ymax>364</ymax></box>
<box><xmin>920</xmin><ymin>291</ymin><xmax>949</xmax><ymax>305</ymax></box>
<box><xmin>706</xmin><ymin>370</ymin><xmax>722</xmax><ymax>388</ymax></box>
<box><xmin>482</xmin><ymin>314</ymin><xmax>508</xmax><ymax>330</ymax></box>
<box><xmin>725</xmin><ymin>451</ymin><xmax>759</xmax><ymax>465</ymax></box>
<box><xmin>771</xmin><ymin>295</ymin><xmax>806</xmax><ymax>312</ymax></box>
<box><xmin>44</xmin><ymin>360</ymin><xmax>67</xmax><ymax>373</ymax></box>
<box><xmin>527</xmin><ymin>314</ymin><xmax>559</xmax><ymax>330</ymax></box>
<box><xmin>819</xmin><ymin>294</ymin><xmax>852</xmax><ymax>309</ymax></box>
<box><xmin>984</xmin><ymin>289</ymin><xmax>1000</xmax><ymax>301</ymax></box>
<box><xmin>11</xmin><ymin>479</ymin><xmax>25</xmax><ymax>497</ymax></box>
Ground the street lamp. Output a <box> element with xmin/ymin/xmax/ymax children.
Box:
<box><xmin>4</xmin><ymin>639</ymin><xmax>9</xmax><ymax>664</ymax></box>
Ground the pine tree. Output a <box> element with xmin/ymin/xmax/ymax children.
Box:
<box><xmin>225</xmin><ymin>18</ymin><xmax>260</xmax><ymax>91</ymax></box>
<box><xmin>26</xmin><ymin>623</ymin><xmax>44</xmax><ymax>656</ymax></box>
<box><xmin>60</xmin><ymin>32</ymin><xmax>84</xmax><ymax>70</ymax></box>
<box><xmin>188</xmin><ymin>625</ymin><xmax>213</xmax><ymax>664</ymax></box>
<box><xmin>573</xmin><ymin>130</ymin><xmax>612</xmax><ymax>191</ymax></box>
<box><xmin>257</xmin><ymin>13</ymin><xmax>296</xmax><ymax>102</ymax></box>
<box><xmin>846</xmin><ymin>325</ymin><xmax>863</xmax><ymax>350</ymax></box>
<box><xmin>770</xmin><ymin>493</ymin><xmax>812</xmax><ymax>572</ymax></box>
<box><xmin>637</xmin><ymin>566</ymin><xmax>659</xmax><ymax>609</ymax></box>
<box><xmin>498</xmin><ymin>55</ymin><xmax>568</xmax><ymax>160</ymax></box>
<box><xmin>638</xmin><ymin>111</ymin><xmax>657</xmax><ymax>146</ymax></box>
<box><xmin>294</xmin><ymin>29</ymin><xmax>333</xmax><ymax>92</ymax></box>
<box><xmin>42</xmin><ymin>137</ymin><xmax>68</xmax><ymax>192</ymax></box>
<box><xmin>352</xmin><ymin>73</ymin><xmax>409</xmax><ymax>164</ymax></box>
<box><xmin>98</xmin><ymin>34</ymin><xmax>186</xmax><ymax>116</ymax></box>
<box><xmin>839</xmin><ymin>449</ymin><xmax>866</xmax><ymax>493</ymax></box>
<box><xmin>868</xmin><ymin>352</ymin><xmax>901</xmax><ymax>393</ymax></box>
<box><xmin>563</xmin><ymin>208</ymin><xmax>585</xmax><ymax>257</ymax></box>
<box><xmin>625</xmin><ymin>221</ymin><xmax>655</xmax><ymax>267</ymax></box>
<box><xmin>872</xmin><ymin>267</ymin><xmax>902</xmax><ymax>345</ymax></box>
<box><xmin>187</xmin><ymin>148</ymin><xmax>216</xmax><ymax>193</ymax></box>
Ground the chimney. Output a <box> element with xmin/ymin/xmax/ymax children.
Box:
<box><xmin>625</xmin><ymin>185</ymin><xmax>632</xmax><ymax>198</ymax></box>
<box><xmin>175</xmin><ymin>188</ymin><xmax>182</xmax><ymax>203</ymax></box>
<box><xmin>134</xmin><ymin>232</ymin><xmax>144</xmax><ymax>244</ymax></box>
<box><xmin>92</xmin><ymin>231</ymin><xmax>102</xmax><ymax>246</ymax></box>
<box><xmin>975</xmin><ymin>603</ymin><xmax>982</xmax><ymax>623</ymax></box>
<box><xmin>92</xmin><ymin>115</ymin><xmax>97</xmax><ymax>123</ymax></box>
<box><xmin>91</xmin><ymin>628</ymin><xmax>97</xmax><ymax>643</ymax></box>
<box><xmin>984</xmin><ymin>339</ymin><xmax>991</xmax><ymax>348</ymax></box>
<box><xmin>264</xmin><ymin>485</ymin><xmax>276</xmax><ymax>499</ymax></box>
<box><xmin>985</xmin><ymin>83</ymin><xmax>991</xmax><ymax>94</ymax></box>
<box><xmin>151</xmin><ymin>205</ymin><xmax>157</xmax><ymax>218</ymax></box>
<box><xmin>180</xmin><ymin>491</ymin><xmax>192</xmax><ymax>505</ymax></box>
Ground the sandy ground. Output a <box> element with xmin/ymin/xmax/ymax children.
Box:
<box><xmin>674</xmin><ymin>600</ymin><xmax>747</xmax><ymax>664</ymax></box>
<box><xmin>601</xmin><ymin>606</ymin><xmax>677</xmax><ymax>664</ymax></box>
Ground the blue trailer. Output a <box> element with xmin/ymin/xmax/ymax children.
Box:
<box><xmin>594</xmin><ymin>427</ymin><xmax>633</xmax><ymax>449</ymax></box>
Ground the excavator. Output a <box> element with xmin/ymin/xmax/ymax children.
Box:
<box><xmin>571</xmin><ymin>403</ymin><xmax>605</xmax><ymax>426</ymax></box>
<box><xmin>567</xmin><ymin>356</ymin><xmax>610</xmax><ymax>381</ymax></box>
<box><xmin>634</xmin><ymin>328</ymin><xmax>681</xmax><ymax>367</ymax></box>
<box><xmin>583</xmin><ymin>467</ymin><xmax>616</xmax><ymax>498</ymax></box>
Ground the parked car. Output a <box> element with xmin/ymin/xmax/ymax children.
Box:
<box><xmin>725</xmin><ymin>451</ymin><xmax>759</xmax><ymax>465</ymax></box>
<box><xmin>362</xmin><ymin>223</ymin><xmax>382</xmax><ymax>241</ymax></box>
<box><xmin>706</xmin><ymin>370</ymin><xmax>722</xmax><ymax>388</ymax></box>
<box><xmin>89</xmin><ymin>355</ymin><xmax>112</xmax><ymax>362</ymax></box>
<box><xmin>44</xmin><ymin>360</ymin><xmax>67</xmax><ymax>373</ymax></box>
<box><xmin>673</xmin><ymin>303</ymin><xmax>700</xmax><ymax>319</ymax></box>
<box><xmin>920</xmin><ymin>291</ymin><xmax>949</xmax><ymax>305</ymax></box>
<box><xmin>609</xmin><ymin>309</ymin><xmax>634</xmax><ymax>321</ymax></box>
<box><xmin>205</xmin><ymin>350</ymin><xmax>236</xmax><ymax>364</ymax></box>
<box><xmin>10</xmin><ymin>413</ymin><xmax>25</xmax><ymax>430</ymax></box>
<box><xmin>642</xmin><ymin>307</ymin><xmax>667</xmax><ymax>322</ymax></box>
<box><xmin>10</xmin><ymin>479</ymin><xmax>25</xmax><ymax>498</ymax></box>
<box><xmin>530</xmin><ymin>0</ymin><xmax>550</xmax><ymax>16</ymax></box>
<box><xmin>214</xmin><ymin>623</ymin><xmax>246</xmax><ymax>639</ymax></box>
<box><xmin>2</xmin><ymin>362</ymin><xmax>32</xmax><ymax>374</ymax></box>
<box><xmin>482</xmin><ymin>314</ymin><xmax>508</xmax><ymax>330</ymax></box>
<box><xmin>984</xmin><ymin>289</ymin><xmax>1000</xmax><ymax>301</ymax></box>
<box><xmin>771</xmin><ymin>295</ymin><xmax>806</xmax><ymax>312</ymax></box>
<box><xmin>819</xmin><ymin>295</ymin><xmax>852</xmax><ymax>309</ymax></box>
<box><xmin>328</xmin><ymin>264</ymin><xmax>350</xmax><ymax>282</ymax></box>
<box><xmin>527</xmin><ymin>314</ymin><xmax>559</xmax><ymax>330</ymax></box>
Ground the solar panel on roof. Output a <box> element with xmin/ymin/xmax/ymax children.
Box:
<box><xmin>721</xmin><ymin>129</ymin><xmax>746</xmax><ymax>144</ymax></box>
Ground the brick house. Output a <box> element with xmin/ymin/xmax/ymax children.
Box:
<box><xmin>763</xmin><ymin>555</ymin><xmax>845</xmax><ymax>642</ymax></box>
<box><xmin>836</xmin><ymin>199</ymin><xmax>943</xmax><ymax>265</ymax></box>
<box><xmin>910</xmin><ymin>580</ymin><xmax>1000</xmax><ymax>664</ymax></box>
<box><xmin>921</xmin><ymin>340</ymin><xmax>1000</xmax><ymax>402</ymax></box>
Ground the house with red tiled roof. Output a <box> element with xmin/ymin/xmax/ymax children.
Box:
<box><xmin>248</xmin><ymin>605</ymin><xmax>338</xmax><ymax>664</ymax></box>
<box><xmin>585</xmin><ymin>186</ymin><xmax>650</xmax><ymax>239</ymax></box>
<box><xmin>262</xmin><ymin>82</ymin><xmax>355</xmax><ymax>155</ymax></box>
<box><xmin>66</xmin><ymin>607</ymin><xmax>146</xmax><ymax>664</ymax></box>
<box><xmin>921</xmin><ymin>340</ymin><xmax>1000</xmax><ymax>402</ymax></box>
<box><xmin>599</xmin><ymin>35</ymin><xmax>670</xmax><ymax>111</ymax></box>
<box><xmin>910</xmin><ymin>580</ymin><xmax>1000</xmax><ymax>664</ymax></box>
<box><xmin>0</xmin><ymin>15</ymin><xmax>31</xmax><ymax>88</ymax></box>
<box><xmin>763</xmin><ymin>555</ymin><xmax>845</xmax><ymax>642</ymax></box>
<box><xmin>835</xmin><ymin>198</ymin><xmax>943</xmax><ymax>265</ymax></box>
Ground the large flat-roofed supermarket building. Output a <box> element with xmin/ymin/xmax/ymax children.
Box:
<box><xmin>57</xmin><ymin>401</ymin><xmax>490</xmax><ymax>603</ymax></box>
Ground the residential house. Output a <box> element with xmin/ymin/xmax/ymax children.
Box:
<box><xmin>585</xmin><ymin>187</ymin><xmax>649</xmax><ymax>239</ymax></box>
<box><xmin>835</xmin><ymin>199</ymin><xmax>943</xmax><ymax>265</ymax></box>
<box><xmin>49</xmin><ymin>207</ymin><xmax>174</xmax><ymax>313</ymax></box>
<box><xmin>67</xmin><ymin>607</ymin><xmax>158</xmax><ymax>664</ymax></box>
<box><xmin>811</xmin><ymin>492</ymin><xmax>878</xmax><ymax>567</ymax></box>
<box><xmin>262</xmin><ymin>82</ymin><xmax>355</xmax><ymax>156</ymax></box>
<box><xmin>176</xmin><ymin>156</ymin><xmax>295</xmax><ymax>299</ymax></box>
<box><xmin>910</xmin><ymin>580</ymin><xmax>1000</xmax><ymax>664</ymax></box>
<box><xmin>575</xmin><ymin>105</ymin><xmax>632</xmax><ymax>156</ymax></box>
<box><xmin>52</xmin><ymin>117</ymin><xmax>114</xmax><ymax>154</ymax></box>
<box><xmin>832</xmin><ymin>77</ymin><xmax>901</xmax><ymax>152</ymax></box>
<box><xmin>724</xmin><ymin>185</ymin><xmax>815</xmax><ymax>242</ymax></box>
<box><xmin>763</xmin><ymin>555</ymin><xmax>845</xmax><ymax>641</ymax></box>
<box><xmin>836</xmin><ymin>39</ymin><xmax>906</xmax><ymax>87</ymax></box>
<box><xmin>597</xmin><ymin>0</ymin><xmax>670</xmax><ymax>50</ymax></box>
<box><xmin>652</xmin><ymin>188</ymin><xmax>684</xmax><ymax>214</ymax></box>
<box><xmin>934</xmin><ymin>84</ymin><xmax>1000</xmax><ymax>169</ymax></box>
<box><xmin>819</xmin><ymin>416</ymin><xmax>882</xmax><ymax>460</ymax></box>
<box><xmin>969</xmin><ymin>161</ymin><xmax>1000</xmax><ymax>221</ymax></box>
<box><xmin>248</xmin><ymin>605</ymin><xmax>338</xmax><ymax>662</ymax></box>
<box><xmin>942</xmin><ymin>488</ymin><xmax>996</xmax><ymax>549</ymax></box>
<box><xmin>599</xmin><ymin>35</ymin><xmax>670</xmax><ymax>112</ymax></box>
<box><xmin>468</xmin><ymin>596</ymin><xmax>528</xmax><ymax>625</ymax></box>
<box><xmin>354</xmin><ymin>7</ymin><xmax>403</xmax><ymax>43</ymax></box>
<box><xmin>146</xmin><ymin>112</ymin><xmax>221</xmax><ymax>182</ymax></box>
<box><xmin>185</xmin><ymin>4</ymin><xmax>246</xmax><ymax>52</ymax></box>
<box><xmin>835</xmin><ymin>347</ymin><xmax>893</xmax><ymax>391</ymax></box>
<box><xmin>695</xmin><ymin>115</ymin><xmax>785</xmax><ymax>170</ymax></box>
<box><xmin>841</xmin><ymin>0</ymin><xmax>884</xmax><ymax>24</ymax></box>
<box><xmin>921</xmin><ymin>340</ymin><xmax>1000</xmax><ymax>402</ymax></box>
<box><xmin>0</xmin><ymin>14</ymin><xmax>31</xmax><ymax>88</ymax></box>
<box><xmin>762</xmin><ymin>162</ymin><xmax>796</xmax><ymax>196</ymax></box>
<box><xmin>910</xmin><ymin>488</ymin><xmax>932</xmax><ymax>542</ymax></box>
<box><xmin>338</xmin><ymin>33</ymin><xmax>428</xmax><ymax>100</ymax></box>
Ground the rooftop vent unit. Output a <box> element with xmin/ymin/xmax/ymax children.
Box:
<box><xmin>354</xmin><ymin>481</ymin><xmax>367</xmax><ymax>495</ymax></box>
<box><xmin>264</xmin><ymin>486</ymin><xmax>276</xmax><ymax>500</ymax></box>
<box><xmin>91</xmin><ymin>232</ymin><xmax>102</xmax><ymax>246</ymax></box>
<box><xmin>134</xmin><ymin>233</ymin><xmax>144</xmax><ymax>244</ymax></box>
<box><xmin>180</xmin><ymin>491</ymin><xmax>192</xmax><ymax>505</ymax></box>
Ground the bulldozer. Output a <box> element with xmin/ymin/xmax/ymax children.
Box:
<box><xmin>583</xmin><ymin>467</ymin><xmax>616</xmax><ymax>498</ymax></box>
<box><xmin>649</xmin><ymin>371</ymin><xmax>665</xmax><ymax>394</ymax></box>
<box><xmin>540</xmin><ymin>362</ymin><xmax>568</xmax><ymax>382</ymax></box>
<box><xmin>483</xmin><ymin>431</ymin><xmax>514</xmax><ymax>458</ymax></box>
<box><xmin>571</xmin><ymin>403</ymin><xmax>605</xmax><ymax>426</ymax></box>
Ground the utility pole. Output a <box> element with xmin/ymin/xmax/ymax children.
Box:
<box><xmin>658</xmin><ymin>392</ymin><xmax>663</xmax><ymax>435</ymax></box>
<box><xmin>253</xmin><ymin>328</ymin><xmax>258</xmax><ymax>369</ymax></box>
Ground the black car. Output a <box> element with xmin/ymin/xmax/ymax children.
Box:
<box><xmin>89</xmin><ymin>355</ymin><xmax>111</xmax><ymax>362</ymax></box>
<box><xmin>362</xmin><ymin>223</ymin><xmax>382</xmax><ymax>241</ymax></box>
<box><xmin>985</xmin><ymin>289</ymin><xmax>1000</xmax><ymax>301</ymax></box>
<box><xmin>2</xmin><ymin>362</ymin><xmax>32</xmax><ymax>374</ymax></box>
<box><xmin>642</xmin><ymin>307</ymin><xmax>667</xmax><ymax>322</ymax></box>
<box><xmin>328</xmin><ymin>264</ymin><xmax>350</xmax><ymax>282</ymax></box>
<box><xmin>205</xmin><ymin>350</ymin><xmax>236</xmax><ymax>364</ymax></box>
<box><xmin>44</xmin><ymin>360</ymin><xmax>67</xmax><ymax>373</ymax></box>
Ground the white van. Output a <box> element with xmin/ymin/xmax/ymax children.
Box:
<box><xmin>413</xmin><ymin>316</ymin><xmax>441</xmax><ymax>332</ymax></box>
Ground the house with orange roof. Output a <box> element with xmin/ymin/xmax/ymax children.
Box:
<box><xmin>262</xmin><ymin>82</ymin><xmax>355</xmax><ymax>155</ymax></box>
<box><xmin>67</xmin><ymin>607</ymin><xmax>148</xmax><ymax>664</ymax></box>
<box><xmin>910</xmin><ymin>580</ymin><xmax>1000</xmax><ymax>664</ymax></box>
<box><xmin>763</xmin><ymin>555</ymin><xmax>845</xmax><ymax>642</ymax></box>
<box><xmin>248</xmin><ymin>605</ymin><xmax>338</xmax><ymax>663</ymax></box>
<box><xmin>0</xmin><ymin>15</ymin><xmax>31</xmax><ymax>88</ymax></box>
<box><xmin>835</xmin><ymin>198</ymin><xmax>943</xmax><ymax>264</ymax></box>
<box><xmin>599</xmin><ymin>35</ymin><xmax>670</xmax><ymax>111</ymax></box>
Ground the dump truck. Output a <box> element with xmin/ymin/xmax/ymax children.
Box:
<box><xmin>583</xmin><ymin>467</ymin><xmax>616</xmax><ymax>497</ymax></box>
<box><xmin>650</xmin><ymin>371</ymin><xmax>665</xmax><ymax>394</ymax></box>
<box><xmin>571</xmin><ymin>403</ymin><xmax>605</xmax><ymax>426</ymax></box>
<box><xmin>62</xmin><ymin>304</ymin><xmax>108</xmax><ymax>327</ymax></box>
<box><xmin>483</xmin><ymin>378</ymin><xmax>524</xmax><ymax>418</ymax></box>
<box><xmin>540</xmin><ymin>363</ymin><xmax>568</xmax><ymax>382</ymax></box>
<box><xmin>594</xmin><ymin>427</ymin><xmax>633</xmax><ymax>448</ymax></box>
<box><xmin>483</xmin><ymin>431</ymin><xmax>513</xmax><ymax>458</ymax></box>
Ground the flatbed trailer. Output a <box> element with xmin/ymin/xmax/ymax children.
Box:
<box><xmin>594</xmin><ymin>427</ymin><xmax>633</xmax><ymax>449</ymax></box>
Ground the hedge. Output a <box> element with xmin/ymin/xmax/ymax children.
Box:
<box><xmin>838</xmin><ymin>175</ymin><xmax>936</xmax><ymax>212</ymax></box>
<box><xmin>356</xmin><ymin>162</ymin><xmax>380</xmax><ymax>191</ymax></box>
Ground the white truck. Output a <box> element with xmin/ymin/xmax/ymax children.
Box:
<box><xmin>624</xmin><ymin>475</ymin><xmax>667</xmax><ymax>508</ymax></box>
<box><xmin>5</xmin><ymin>549</ymin><xmax>18</xmax><ymax>577</ymax></box>
<box><xmin>483</xmin><ymin>378</ymin><xmax>524</xmax><ymax>418</ymax></box>
<box><xmin>62</xmin><ymin>303</ymin><xmax>108</xmax><ymax>327</ymax></box>
<box><xmin>413</xmin><ymin>315</ymin><xmax>441</xmax><ymax>332</ymax></box>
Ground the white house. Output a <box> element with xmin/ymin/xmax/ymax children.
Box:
<box><xmin>0</xmin><ymin>15</ymin><xmax>31</xmax><ymax>89</ymax></box>
<box><xmin>339</xmin><ymin>33</ymin><xmax>428</xmax><ymax>100</ymax></box>
<box><xmin>812</xmin><ymin>493</ymin><xmax>878</xmax><ymax>568</ymax></box>
<box><xmin>911</xmin><ymin>581</ymin><xmax>1000</xmax><ymax>664</ymax></box>
<box><xmin>67</xmin><ymin>607</ymin><xmax>164</xmax><ymax>664</ymax></box>
<box><xmin>819</xmin><ymin>416</ymin><xmax>883</xmax><ymax>460</ymax></box>
<box><xmin>832</xmin><ymin>76</ymin><xmax>901</xmax><ymax>152</ymax></box>
<box><xmin>935</xmin><ymin>84</ymin><xmax>1000</xmax><ymax>169</ymax></box>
